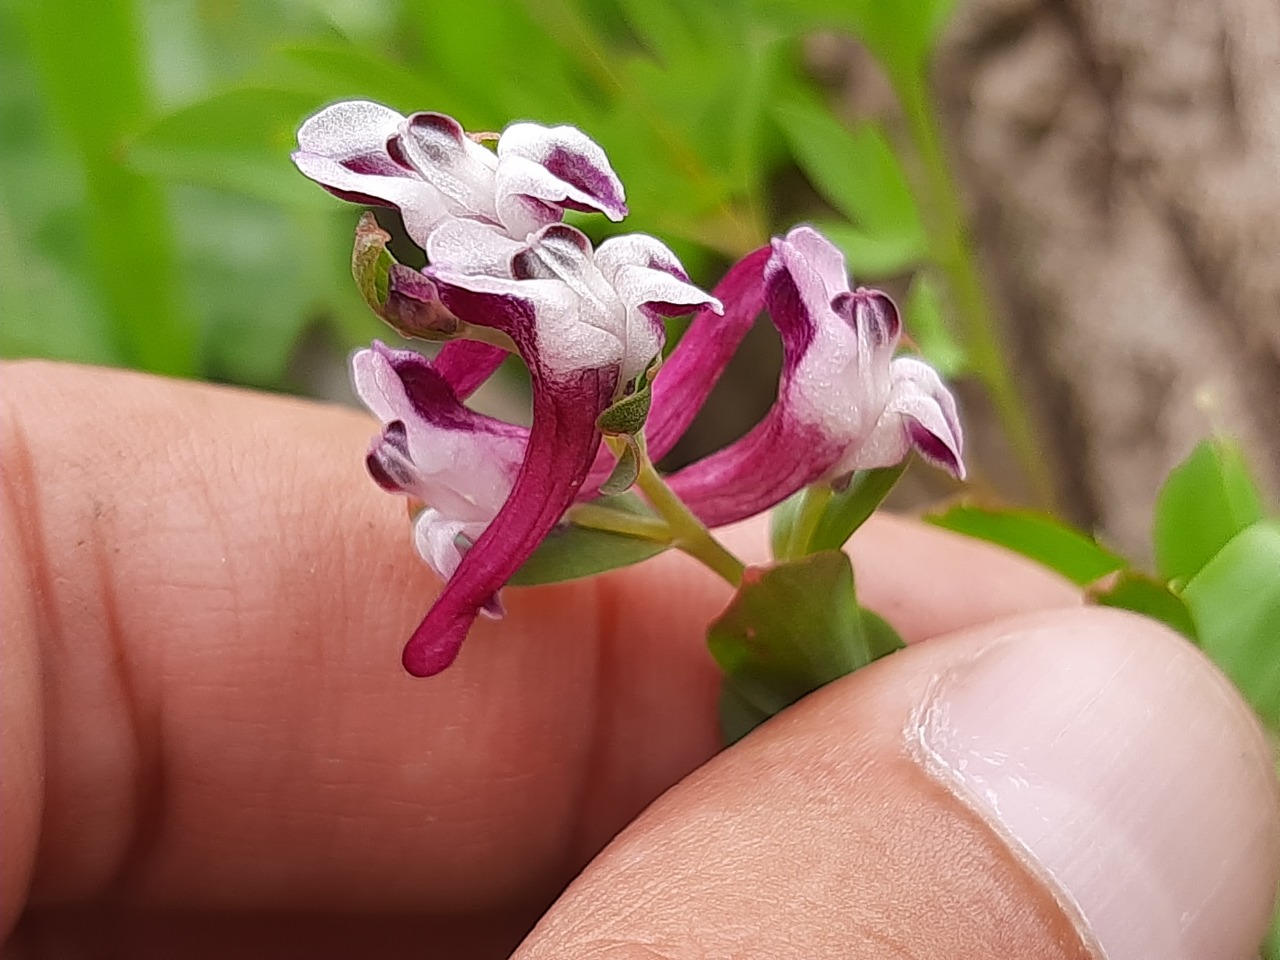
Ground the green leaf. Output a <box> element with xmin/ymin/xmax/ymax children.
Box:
<box><xmin>708</xmin><ymin>551</ymin><xmax>905</xmax><ymax>742</ymax></box>
<box><xmin>809</xmin><ymin>465</ymin><xmax>908</xmax><ymax>553</ymax></box>
<box><xmin>1153</xmin><ymin>439</ymin><xmax>1266</xmax><ymax>586</ymax></box>
<box><xmin>1088</xmin><ymin>572</ymin><xmax>1198</xmax><ymax>642</ymax></box>
<box><xmin>1182</xmin><ymin>520</ymin><xmax>1280</xmax><ymax>728</ymax></box>
<box><xmin>928</xmin><ymin>504</ymin><xmax>1127</xmax><ymax>586</ymax></box>
<box><xmin>509</xmin><ymin>494</ymin><xmax>670</xmax><ymax>586</ymax></box>
<box><xmin>816</xmin><ymin>221</ymin><xmax>925</xmax><ymax>279</ymax></box>
<box><xmin>124</xmin><ymin>87</ymin><xmax>330</xmax><ymax>209</ymax></box>
<box><xmin>903</xmin><ymin>272</ymin><xmax>967</xmax><ymax>377</ymax></box>
<box><xmin>775</xmin><ymin>99</ymin><xmax>924</xmax><ymax>245</ymax></box>
<box><xmin>598</xmin><ymin>439</ymin><xmax>640</xmax><ymax>496</ymax></box>
<box><xmin>23</xmin><ymin>0</ymin><xmax>198</xmax><ymax>375</ymax></box>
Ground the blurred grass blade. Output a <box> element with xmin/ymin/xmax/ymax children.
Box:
<box><xmin>775</xmin><ymin>98</ymin><xmax>923</xmax><ymax>242</ymax></box>
<box><xmin>903</xmin><ymin>272</ymin><xmax>967</xmax><ymax>377</ymax></box>
<box><xmin>23</xmin><ymin>0</ymin><xmax>197</xmax><ymax>375</ymax></box>
<box><xmin>126</xmin><ymin>87</ymin><xmax>331</xmax><ymax>209</ymax></box>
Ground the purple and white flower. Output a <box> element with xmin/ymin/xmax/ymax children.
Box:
<box><xmin>666</xmin><ymin>226</ymin><xmax>964</xmax><ymax>528</ymax></box>
<box><xmin>368</xmin><ymin>224</ymin><xmax>719</xmax><ymax>675</ymax></box>
<box><xmin>293</xmin><ymin>101</ymin><xmax>627</xmax><ymax>271</ymax></box>
<box><xmin>352</xmin><ymin>342</ymin><xmax>524</xmax><ymax>621</ymax></box>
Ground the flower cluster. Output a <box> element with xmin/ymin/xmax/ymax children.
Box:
<box><xmin>294</xmin><ymin>101</ymin><xmax>964</xmax><ymax>677</ymax></box>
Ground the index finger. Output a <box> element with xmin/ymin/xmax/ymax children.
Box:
<box><xmin>0</xmin><ymin>361</ymin><xmax>1077</xmax><ymax>932</ymax></box>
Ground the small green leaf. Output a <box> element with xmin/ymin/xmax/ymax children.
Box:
<box><xmin>928</xmin><ymin>504</ymin><xmax>1127</xmax><ymax>586</ymax></box>
<box><xmin>810</xmin><ymin>465</ymin><xmax>908</xmax><ymax>553</ymax></box>
<box><xmin>1154</xmin><ymin>439</ymin><xmax>1266</xmax><ymax>586</ymax></box>
<box><xmin>708</xmin><ymin>551</ymin><xmax>905</xmax><ymax>742</ymax></box>
<box><xmin>1088</xmin><ymin>572</ymin><xmax>1198</xmax><ymax>642</ymax></box>
<box><xmin>903</xmin><ymin>273</ymin><xmax>968</xmax><ymax>377</ymax></box>
<box><xmin>509</xmin><ymin>494</ymin><xmax>670</xmax><ymax>586</ymax></box>
<box><xmin>1182</xmin><ymin>520</ymin><xmax>1280</xmax><ymax>727</ymax></box>
<box><xmin>774</xmin><ymin>99</ymin><xmax>925</xmax><ymax>244</ymax></box>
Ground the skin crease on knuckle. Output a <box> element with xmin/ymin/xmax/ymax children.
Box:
<box><xmin>0</xmin><ymin>359</ymin><xmax>1094</xmax><ymax>954</ymax></box>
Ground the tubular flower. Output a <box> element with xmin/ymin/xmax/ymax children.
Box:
<box><xmin>292</xmin><ymin>100</ymin><xmax>628</xmax><ymax>268</ymax></box>
<box><xmin>385</xmin><ymin>223</ymin><xmax>720</xmax><ymax>675</ymax></box>
<box><xmin>351</xmin><ymin>342</ymin><xmax>524</xmax><ymax>617</ymax></box>
<box><xmin>667</xmin><ymin>225</ymin><xmax>964</xmax><ymax>528</ymax></box>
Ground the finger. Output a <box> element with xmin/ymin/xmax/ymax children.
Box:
<box><xmin>516</xmin><ymin>608</ymin><xmax>1280</xmax><ymax>960</ymax></box>
<box><xmin>0</xmin><ymin>361</ymin><xmax>1076</xmax><ymax>929</ymax></box>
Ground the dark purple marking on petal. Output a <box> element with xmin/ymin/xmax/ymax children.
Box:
<box><xmin>763</xmin><ymin>248</ymin><xmax>819</xmax><ymax>378</ymax></box>
<box><xmin>365</xmin><ymin>420</ymin><xmax>416</xmax><ymax>492</ymax></box>
<box><xmin>340</xmin><ymin>151</ymin><xmax>415</xmax><ymax>178</ymax></box>
<box><xmin>430</xmin><ymin>339</ymin><xmax>509</xmax><ymax>401</ymax></box>
<box><xmin>578</xmin><ymin>245</ymin><xmax>770</xmax><ymax>495</ymax></box>
<box><xmin>315</xmin><ymin>185</ymin><xmax>398</xmax><ymax>208</ymax></box>
<box><xmin>372</xmin><ymin>342</ymin><xmax>521</xmax><ymax>440</ymax></box>
<box><xmin>427</xmin><ymin>273</ymin><xmax>537</xmax><ymax>343</ymax></box>
<box><xmin>831</xmin><ymin>288</ymin><xmax>900</xmax><ymax>348</ymax></box>
<box><xmin>402</xmin><ymin>111</ymin><xmax>469</xmax><ymax>166</ymax></box>
<box><xmin>907</xmin><ymin>417</ymin><xmax>965</xmax><ymax>479</ymax></box>
<box><xmin>543</xmin><ymin>146</ymin><xmax>628</xmax><ymax>218</ymax></box>
<box><xmin>401</xmin><ymin>365</ymin><xmax>617</xmax><ymax>676</ymax></box>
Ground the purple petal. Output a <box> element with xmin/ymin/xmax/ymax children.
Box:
<box><xmin>666</xmin><ymin>404</ymin><xmax>843</xmax><ymax>529</ymax></box>
<box><xmin>401</xmin><ymin>367</ymin><xmax>616</xmax><ymax>676</ymax></box>
<box><xmin>578</xmin><ymin>244</ymin><xmax>771</xmax><ymax>494</ymax></box>
<box><xmin>429</xmin><ymin>339</ymin><xmax>509</xmax><ymax>400</ymax></box>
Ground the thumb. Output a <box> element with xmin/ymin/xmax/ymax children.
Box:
<box><xmin>514</xmin><ymin>608</ymin><xmax>1280</xmax><ymax>960</ymax></box>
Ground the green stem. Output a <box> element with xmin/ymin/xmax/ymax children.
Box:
<box><xmin>566</xmin><ymin>503</ymin><xmax>674</xmax><ymax>543</ymax></box>
<box><xmin>783</xmin><ymin>484</ymin><xmax>833</xmax><ymax>559</ymax></box>
<box><xmin>621</xmin><ymin>441</ymin><xmax>747</xmax><ymax>586</ymax></box>
<box><xmin>893</xmin><ymin>71</ymin><xmax>1057</xmax><ymax>510</ymax></box>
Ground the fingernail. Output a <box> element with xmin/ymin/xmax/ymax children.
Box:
<box><xmin>910</xmin><ymin>610</ymin><xmax>1280</xmax><ymax>960</ymax></box>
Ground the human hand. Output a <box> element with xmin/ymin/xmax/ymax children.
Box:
<box><xmin>2</xmin><ymin>362</ymin><xmax>1276</xmax><ymax>958</ymax></box>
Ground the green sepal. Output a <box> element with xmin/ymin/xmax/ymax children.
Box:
<box><xmin>351</xmin><ymin>211</ymin><xmax>395</xmax><ymax>318</ymax></box>
<box><xmin>509</xmin><ymin>493</ymin><xmax>670</xmax><ymax>586</ymax></box>
<box><xmin>708</xmin><ymin>551</ymin><xmax>905</xmax><ymax>744</ymax></box>
<box><xmin>599</xmin><ymin>436</ymin><xmax>641</xmax><ymax>496</ymax></box>
<box><xmin>1087</xmin><ymin>571</ymin><xmax>1198</xmax><ymax>642</ymax></box>
<box><xmin>1182</xmin><ymin>520</ymin><xmax>1280</xmax><ymax>728</ymax></box>
<box><xmin>1153</xmin><ymin>439</ymin><xmax>1265</xmax><ymax>587</ymax></box>
<box><xmin>927</xmin><ymin>503</ymin><xmax>1126</xmax><ymax>586</ymax></box>
<box><xmin>596</xmin><ymin>362</ymin><xmax>657</xmax><ymax>436</ymax></box>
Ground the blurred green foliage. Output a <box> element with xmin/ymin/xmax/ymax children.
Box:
<box><xmin>2</xmin><ymin>0</ymin><xmax>959</xmax><ymax>390</ymax></box>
